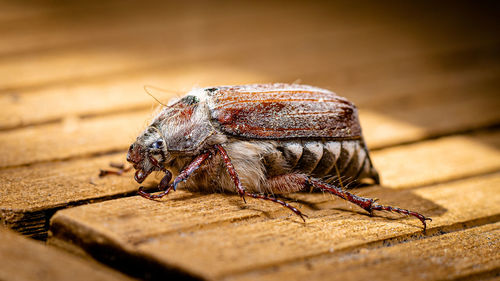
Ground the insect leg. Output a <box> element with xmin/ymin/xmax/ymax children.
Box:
<box><xmin>307</xmin><ymin>178</ymin><xmax>431</xmax><ymax>230</ymax></box>
<box><xmin>215</xmin><ymin>144</ymin><xmax>307</xmax><ymax>222</ymax></box>
<box><xmin>214</xmin><ymin>144</ymin><xmax>247</xmax><ymax>203</ymax></box>
<box><xmin>138</xmin><ymin>151</ymin><xmax>212</xmax><ymax>199</ymax></box>
<box><xmin>138</xmin><ymin>171</ymin><xmax>173</xmax><ymax>199</ymax></box>
<box><xmin>245</xmin><ymin>193</ymin><xmax>308</xmax><ymax>222</ymax></box>
<box><xmin>99</xmin><ymin>163</ymin><xmax>132</xmax><ymax>177</ymax></box>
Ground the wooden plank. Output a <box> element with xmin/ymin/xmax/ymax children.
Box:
<box><xmin>0</xmin><ymin>1</ymin><xmax>142</xmax><ymax>23</ymax></box>
<box><xmin>0</xmin><ymin>27</ymin><xmax>392</xmax><ymax>93</ymax></box>
<box><xmin>0</xmin><ymin>111</ymin><xmax>147</xmax><ymax>168</ymax></box>
<box><xmin>0</xmin><ymin>2</ymin><xmax>54</xmax><ymax>22</ymax></box>
<box><xmin>0</xmin><ymin>227</ymin><xmax>133</xmax><ymax>281</ymax></box>
<box><xmin>2</xmin><ymin>1</ymin><xmax>498</xmax><ymax>59</ymax></box>
<box><xmin>0</xmin><ymin>1</ymin><xmax>342</xmax><ymax>56</ymax></box>
<box><xmin>2</xmin><ymin>1</ymin><xmax>498</xmax><ymax>94</ymax></box>
<box><xmin>301</xmin><ymin>43</ymin><xmax>500</xmax><ymax>107</ymax></box>
<box><xmin>0</xmin><ymin>153</ymin><xmax>140</xmax><ymax>239</ymax></box>
<box><xmin>0</xmin><ymin>63</ymin><xmax>267</xmax><ymax>130</ymax></box>
<box><xmin>0</xmin><ymin>8</ymin><xmax>382</xmax><ymax>92</ymax></box>
<box><xmin>2</xmin><ymin>129</ymin><xmax>497</xmax><ymax>239</ymax></box>
<box><xmin>1</xmin><ymin>128</ymin><xmax>498</xmax><ymax>240</ymax></box>
<box><xmin>367</xmin><ymin>80</ymin><xmax>499</xmax><ymax>134</ymax></box>
<box><xmin>360</xmin><ymin>77</ymin><xmax>500</xmax><ymax>149</ymax></box>
<box><xmin>373</xmin><ymin>131</ymin><xmax>500</xmax><ymax>188</ymax></box>
<box><xmin>1</xmin><ymin>42</ymin><xmax>498</xmax><ymax>131</ymax></box>
<box><xmin>1</xmin><ymin>3</ymin><xmax>497</xmax><ymax>280</ymax></box>
<box><xmin>226</xmin><ymin>222</ymin><xmax>500</xmax><ymax>281</ymax></box>
<box><xmin>48</xmin><ymin>173</ymin><xmax>500</xmax><ymax>280</ymax></box>
<box><xmin>1</xmin><ymin>80</ymin><xmax>498</xmax><ymax>169</ymax></box>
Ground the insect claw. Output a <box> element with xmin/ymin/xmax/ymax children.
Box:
<box><xmin>137</xmin><ymin>186</ymin><xmax>149</xmax><ymax>198</ymax></box>
<box><xmin>420</xmin><ymin>216</ymin><xmax>433</xmax><ymax>232</ymax></box>
<box><xmin>298</xmin><ymin>213</ymin><xmax>308</xmax><ymax>223</ymax></box>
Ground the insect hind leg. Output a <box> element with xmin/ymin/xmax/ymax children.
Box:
<box><xmin>245</xmin><ymin>193</ymin><xmax>308</xmax><ymax>222</ymax></box>
<box><xmin>307</xmin><ymin>177</ymin><xmax>431</xmax><ymax>230</ymax></box>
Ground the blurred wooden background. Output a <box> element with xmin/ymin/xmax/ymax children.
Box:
<box><xmin>0</xmin><ymin>1</ymin><xmax>499</xmax><ymax>280</ymax></box>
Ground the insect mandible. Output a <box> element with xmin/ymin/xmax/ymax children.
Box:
<box><xmin>127</xmin><ymin>83</ymin><xmax>431</xmax><ymax>230</ymax></box>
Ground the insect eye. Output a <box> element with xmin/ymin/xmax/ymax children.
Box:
<box><xmin>151</xmin><ymin>140</ymin><xmax>163</xmax><ymax>149</ymax></box>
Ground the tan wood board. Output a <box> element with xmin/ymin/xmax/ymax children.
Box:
<box><xmin>372</xmin><ymin>131</ymin><xmax>500</xmax><ymax>188</ymax></box>
<box><xmin>0</xmin><ymin>13</ymin><xmax>384</xmax><ymax>92</ymax></box>
<box><xmin>1</xmin><ymin>84</ymin><xmax>499</xmax><ymax>168</ymax></box>
<box><xmin>360</xmin><ymin>78</ymin><xmax>499</xmax><ymax>149</ymax></box>
<box><xmin>1</xmin><ymin>42</ymin><xmax>498</xmax><ymax>131</ymax></box>
<box><xmin>226</xmin><ymin>222</ymin><xmax>500</xmax><ymax>281</ymax></box>
<box><xmin>0</xmin><ymin>152</ymin><xmax>158</xmax><ymax>239</ymax></box>
<box><xmin>0</xmin><ymin>111</ymin><xmax>147</xmax><ymax>168</ymax></box>
<box><xmin>0</xmin><ymin>227</ymin><xmax>133</xmax><ymax>281</ymax></box>
<box><xmin>2</xmin><ymin>130</ymin><xmax>498</xmax><ymax>239</ymax></box>
<box><xmin>0</xmin><ymin>2</ymin><xmax>372</xmax><ymax>57</ymax></box>
<box><xmin>0</xmin><ymin>64</ymin><xmax>267</xmax><ymax>130</ymax></box>
<box><xmin>48</xmin><ymin>173</ymin><xmax>500</xmax><ymax>280</ymax></box>
<box><xmin>0</xmin><ymin>2</ymin><xmax>498</xmax><ymax>281</ymax></box>
<box><xmin>1</xmin><ymin>2</ymin><xmax>497</xmax><ymax>93</ymax></box>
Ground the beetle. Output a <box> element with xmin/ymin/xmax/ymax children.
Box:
<box><xmin>127</xmin><ymin>83</ymin><xmax>431</xmax><ymax>229</ymax></box>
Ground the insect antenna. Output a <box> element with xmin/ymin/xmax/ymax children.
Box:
<box><xmin>143</xmin><ymin>85</ymin><xmax>181</xmax><ymax>107</ymax></box>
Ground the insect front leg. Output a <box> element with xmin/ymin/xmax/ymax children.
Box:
<box><xmin>215</xmin><ymin>144</ymin><xmax>308</xmax><ymax>222</ymax></box>
<box><xmin>137</xmin><ymin>170</ymin><xmax>173</xmax><ymax>199</ymax></box>
<box><xmin>138</xmin><ymin>151</ymin><xmax>212</xmax><ymax>200</ymax></box>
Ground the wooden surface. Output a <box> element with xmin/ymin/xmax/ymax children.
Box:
<box><xmin>0</xmin><ymin>227</ymin><xmax>133</xmax><ymax>281</ymax></box>
<box><xmin>0</xmin><ymin>1</ymin><xmax>499</xmax><ymax>280</ymax></box>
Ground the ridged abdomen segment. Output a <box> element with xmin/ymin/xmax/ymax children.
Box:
<box><xmin>277</xmin><ymin>139</ymin><xmax>379</xmax><ymax>186</ymax></box>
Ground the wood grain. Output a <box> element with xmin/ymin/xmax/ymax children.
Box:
<box><xmin>0</xmin><ymin>2</ymin><xmax>371</xmax><ymax>57</ymax></box>
<box><xmin>226</xmin><ymin>222</ymin><xmax>500</xmax><ymax>281</ymax></box>
<box><xmin>1</xmin><ymin>129</ymin><xmax>498</xmax><ymax>239</ymax></box>
<box><xmin>0</xmin><ymin>111</ymin><xmax>148</xmax><ymax>168</ymax></box>
<box><xmin>0</xmin><ymin>1</ymin><xmax>499</xmax><ymax>280</ymax></box>
<box><xmin>2</xmin><ymin>39</ymin><xmax>498</xmax><ymax>131</ymax></box>
<box><xmin>372</xmin><ymin>131</ymin><xmax>500</xmax><ymax>188</ymax></box>
<box><xmin>0</xmin><ymin>64</ymin><xmax>266</xmax><ymax>130</ymax></box>
<box><xmin>0</xmin><ymin>227</ymin><xmax>132</xmax><ymax>281</ymax></box>
<box><xmin>48</xmin><ymin>173</ymin><xmax>500</xmax><ymax>280</ymax></box>
<box><xmin>0</xmin><ymin>153</ymin><xmax>141</xmax><ymax>239</ymax></box>
<box><xmin>1</xmin><ymin>95</ymin><xmax>498</xmax><ymax>170</ymax></box>
<box><xmin>0</xmin><ymin>5</ymin><xmax>381</xmax><ymax>92</ymax></box>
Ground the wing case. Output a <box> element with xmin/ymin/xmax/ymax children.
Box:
<box><xmin>207</xmin><ymin>84</ymin><xmax>362</xmax><ymax>140</ymax></box>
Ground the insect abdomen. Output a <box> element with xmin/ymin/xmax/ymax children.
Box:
<box><xmin>279</xmin><ymin>140</ymin><xmax>379</xmax><ymax>186</ymax></box>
